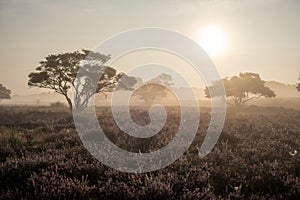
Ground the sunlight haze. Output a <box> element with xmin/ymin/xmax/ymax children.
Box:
<box><xmin>0</xmin><ymin>0</ymin><xmax>299</xmax><ymax>95</ymax></box>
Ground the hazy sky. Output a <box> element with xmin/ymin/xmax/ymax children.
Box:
<box><xmin>0</xmin><ymin>0</ymin><xmax>299</xmax><ymax>95</ymax></box>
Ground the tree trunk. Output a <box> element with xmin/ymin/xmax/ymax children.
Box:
<box><xmin>64</xmin><ymin>95</ymin><xmax>73</xmax><ymax>111</ymax></box>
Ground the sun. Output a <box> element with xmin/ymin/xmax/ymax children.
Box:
<box><xmin>198</xmin><ymin>27</ymin><xmax>227</xmax><ymax>56</ymax></box>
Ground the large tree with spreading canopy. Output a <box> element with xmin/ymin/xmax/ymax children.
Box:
<box><xmin>28</xmin><ymin>49</ymin><xmax>136</xmax><ymax>111</ymax></box>
<box><xmin>205</xmin><ymin>72</ymin><xmax>276</xmax><ymax>106</ymax></box>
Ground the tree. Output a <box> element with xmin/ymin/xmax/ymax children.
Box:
<box><xmin>205</xmin><ymin>72</ymin><xmax>276</xmax><ymax>106</ymax></box>
<box><xmin>134</xmin><ymin>73</ymin><xmax>173</xmax><ymax>106</ymax></box>
<box><xmin>28</xmin><ymin>50</ymin><xmax>136</xmax><ymax>111</ymax></box>
<box><xmin>297</xmin><ymin>76</ymin><xmax>300</xmax><ymax>92</ymax></box>
<box><xmin>0</xmin><ymin>83</ymin><xmax>11</xmax><ymax>100</ymax></box>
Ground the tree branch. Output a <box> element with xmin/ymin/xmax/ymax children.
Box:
<box><xmin>242</xmin><ymin>94</ymin><xmax>263</xmax><ymax>104</ymax></box>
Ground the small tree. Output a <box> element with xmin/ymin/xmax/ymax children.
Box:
<box><xmin>134</xmin><ymin>73</ymin><xmax>173</xmax><ymax>106</ymax></box>
<box><xmin>205</xmin><ymin>72</ymin><xmax>276</xmax><ymax>106</ymax></box>
<box><xmin>297</xmin><ymin>76</ymin><xmax>300</xmax><ymax>92</ymax></box>
<box><xmin>28</xmin><ymin>50</ymin><xmax>136</xmax><ymax>111</ymax></box>
<box><xmin>0</xmin><ymin>83</ymin><xmax>11</xmax><ymax>100</ymax></box>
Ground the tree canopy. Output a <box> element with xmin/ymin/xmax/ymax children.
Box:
<box><xmin>0</xmin><ymin>83</ymin><xmax>11</xmax><ymax>100</ymax></box>
<box><xmin>133</xmin><ymin>73</ymin><xmax>173</xmax><ymax>106</ymax></box>
<box><xmin>28</xmin><ymin>49</ymin><xmax>136</xmax><ymax>111</ymax></box>
<box><xmin>205</xmin><ymin>72</ymin><xmax>276</xmax><ymax>106</ymax></box>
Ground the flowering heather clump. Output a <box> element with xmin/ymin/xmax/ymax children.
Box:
<box><xmin>0</xmin><ymin>106</ymin><xmax>299</xmax><ymax>199</ymax></box>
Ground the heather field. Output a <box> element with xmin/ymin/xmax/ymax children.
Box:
<box><xmin>0</xmin><ymin>105</ymin><xmax>300</xmax><ymax>199</ymax></box>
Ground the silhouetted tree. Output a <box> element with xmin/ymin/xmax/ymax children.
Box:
<box><xmin>28</xmin><ymin>50</ymin><xmax>136</xmax><ymax>111</ymax></box>
<box><xmin>205</xmin><ymin>72</ymin><xmax>276</xmax><ymax>106</ymax></box>
<box><xmin>0</xmin><ymin>83</ymin><xmax>11</xmax><ymax>100</ymax></box>
<box><xmin>134</xmin><ymin>73</ymin><xmax>173</xmax><ymax>106</ymax></box>
<box><xmin>297</xmin><ymin>76</ymin><xmax>300</xmax><ymax>92</ymax></box>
